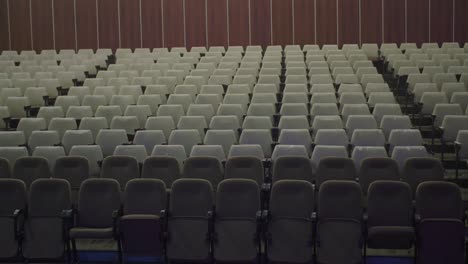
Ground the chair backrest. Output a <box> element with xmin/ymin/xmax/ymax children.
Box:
<box><xmin>123</xmin><ymin>178</ymin><xmax>167</xmax><ymax>215</ymax></box>
<box><xmin>216</xmin><ymin>179</ymin><xmax>260</xmax><ymax>218</ymax></box>
<box><xmin>28</xmin><ymin>178</ymin><xmax>71</xmax><ymax>217</ymax></box>
<box><xmin>416</xmin><ymin>181</ymin><xmax>463</xmax><ymax>220</ymax></box>
<box><xmin>54</xmin><ymin>157</ymin><xmax>89</xmax><ymax>190</ymax></box>
<box><xmin>224</xmin><ymin>157</ymin><xmax>264</xmax><ymax>186</ymax></box>
<box><xmin>0</xmin><ymin>179</ymin><xmax>27</xmax><ymax>215</ymax></box>
<box><xmin>13</xmin><ymin>157</ymin><xmax>51</xmax><ymax>189</ymax></box>
<box><xmin>269</xmin><ymin>180</ymin><xmax>314</xmax><ymax>218</ymax></box>
<box><xmin>169</xmin><ymin>178</ymin><xmax>213</xmax><ymax>217</ymax></box>
<box><xmin>318</xmin><ymin>180</ymin><xmax>362</xmax><ymax>221</ymax></box>
<box><xmin>316</xmin><ymin>157</ymin><xmax>357</xmax><ymax>188</ymax></box>
<box><xmin>402</xmin><ymin>157</ymin><xmax>444</xmax><ymax>194</ymax></box>
<box><xmin>141</xmin><ymin>156</ymin><xmax>181</xmax><ymax>188</ymax></box>
<box><xmin>0</xmin><ymin>157</ymin><xmax>11</xmax><ymax>178</ymax></box>
<box><xmin>100</xmin><ymin>156</ymin><xmax>139</xmax><ymax>190</ymax></box>
<box><xmin>272</xmin><ymin>156</ymin><xmax>314</xmax><ymax>184</ymax></box>
<box><xmin>359</xmin><ymin>157</ymin><xmax>400</xmax><ymax>194</ymax></box>
<box><xmin>182</xmin><ymin>157</ymin><xmax>223</xmax><ymax>190</ymax></box>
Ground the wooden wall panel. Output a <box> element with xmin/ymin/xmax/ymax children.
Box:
<box><xmin>31</xmin><ymin>0</ymin><xmax>54</xmax><ymax>51</ymax></box>
<box><xmin>455</xmin><ymin>0</ymin><xmax>468</xmax><ymax>45</ymax></box>
<box><xmin>383</xmin><ymin>0</ymin><xmax>405</xmax><ymax>44</ymax></box>
<box><xmin>316</xmin><ymin>0</ymin><xmax>337</xmax><ymax>45</ymax></box>
<box><xmin>250</xmin><ymin>0</ymin><xmax>271</xmax><ymax>47</ymax></box>
<box><xmin>272</xmin><ymin>0</ymin><xmax>293</xmax><ymax>46</ymax></box>
<box><xmin>0</xmin><ymin>0</ymin><xmax>10</xmax><ymax>51</ymax></box>
<box><xmin>141</xmin><ymin>0</ymin><xmax>163</xmax><ymax>48</ymax></box>
<box><xmin>54</xmin><ymin>0</ymin><xmax>76</xmax><ymax>50</ymax></box>
<box><xmin>98</xmin><ymin>0</ymin><xmax>119</xmax><ymax>50</ymax></box>
<box><xmin>76</xmin><ymin>0</ymin><xmax>98</xmax><ymax>50</ymax></box>
<box><xmin>338</xmin><ymin>0</ymin><xmax>359</xmax><ymax>46</ymax></box>
<box><xmin>361</xmin><ymin>0</ymin><xmax>382</xmax><ymax>44</ymax></box>
<box><xmin>120</xmin><ymin>0</ymin><xmax>141</xmax><ymax>49</ymax></box>
<box><xmin>407</xmin><ymin>0</ymin><xmax>429</xmax><ymax>45</ymax></box>
<box><xmin>430</xmin><ymin>0</ymin><xmax>453</xmax><ymax>44</ymax></box>
<box><xmin>294</xmin><ymin>0</ymin><xmax>315</xmax><ymax>45</ymax></box>
<box><xmin>9</xmin><ymin>0</ymin><xmax>32</xmax><ymax>51</ymax></box>
<box><xmin>163</xmin><ymin>0</ymin><xmax>184</xmax><ymax>47</ymax></box>
<box><xmin>228</xmin><ymin>0</ymin><xmax>249</xmax><ymax>46</ymax></box>
<box><xmin>185</xmin><ymin>0</ymin><xmax>207</xmax><ymax>48</ymax></box>
<box><xmin>207</xmin><ymin>0</ymin><xmax>227</xmax><ymax>47</ymax></box>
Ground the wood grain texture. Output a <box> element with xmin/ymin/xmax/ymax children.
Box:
<box><xmin>54</xmin><ymin>0</ymin><xmax>76</xmax><ymax>50</ymax></box>
<box><xmin>293</xmin><ymin>0</ymin><xmax>315</xmax><ymax>45</ymax></box>
<box><xmin>141</xmin><ymin>0</ymin><xmax>163</xmax><ymax>48</ymax></box>
<box><xmin>338</xmin><ymin>0</ymin><xmax>359</xmax><ymax>46</ymax></box>
<box><xmin>316</xmin><ymin>0</ymin><xmax>337</xmax><ymax>45</ymax></box>
<box><xmin>383</xmin><ymin>0</ymin><xmax>405</xmax><ymax>44</ymax></box>
<box><xmin>361</xmin><ymin>0</ymin><xmax>382</xmax><ymax>44</ymax></box>
<box><xmin>9</xmin><ymin>0</ymin><xmax>32</xmax><ymax>51</ymax></box>
<box><xmin>455</xmin><ymin>0</ymin><xmax>468</xmax><ymax>45</ymax></box>
<box><xmin>120</xmin><ymin>0</ymin><xmax>141</xmax><ymax>49</ymax></box>
<box><xmin>207</xmin><ymin>0</ymin><xmax>227</xmax><ymax>47</ymax></box>
<box><xmin>31</xmin><ymin>0</ymin><xmax>54</xmax><ymax>52</ymax></box>
<box><xmin>76</xmin><ymin>0</ymin><xmax>98</xmax><ymax>50</ymax></box>
<box><xmin>163</xmin><ymin>0</ymin><xmax>184</xmax><ymax>48</ymax></box>
<box><xmin>228</xmin><ymin>0</ymin><xmax>250</xmax><ymax>46</ymax></box>
<box><xmin>185</xmin><ymin>0</ymin><xmax>207</xmax><ymax>48</ymax></box>
<box><xmin>98</xmin><ymin>0</ymin><xmax>119</xmax><ymax>50</ymax></box>
<box><xmin>250</xmin><ymin>0</ymin><xmax>271</xmax><ymax>47</ymax></box>
<box><xmin>271</xmin><ymin>0</ymin><xmax>293</xmax><ymax>46</ymax></box>
<box><xmin>407</xmin><ymin>0</ymin><xmax>429</xmax><ymax>45</ymax></box>
<box><xmin>430</xmin><ymin>0</ymin><xmax>453</xmax><ymax>44</ymax></box>
<box><xmin>0</xmin><ymin>0</ymin><xmax>10</xmax><ymax>51</ymax></box>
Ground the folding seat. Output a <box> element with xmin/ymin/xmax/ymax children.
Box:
<box><xmin>337</xmin><ymin>84</ymin><xmax>363</xmax><ymax>96</ymax></box>
<box><xmin>0</xmin><ymin>88</ymin><xmax>22</xmax><ymax>106</ymax></box>
<box><xmin>278</xmin><ymin>116</ymin><xmax>310</xmax><ymax>130</ymax></box>
<box><xmin>119</xmin><ymin>85</ymin><xmax>143</xmax><ymax>102</ymax></box>
<box><xmin>440</xmin><ymin>115</ymin><xmax>468</xmax><ymax>145</ymax></box>
<box><xmin>226</xmin><ymin>84</ymin><xmax>250</xmax><ymax>94</ymax></box>
<box><xmin>432</xmin><ymin>103</ymin><xmax>462</xmax><ymax>127</ymax></box>
<box><xmin>391</xmin><ymin>146</ymin><xmax>430</xmax><ymax>172</ymax></box>
<box><xmin>0</xmin><ymin>131</ymin><xmax>26</xmax><ymax>147</ymax></box>
<box><xmin>13</xmin><ymin>78</ymin><xmax>36</xmax><ymax>94</ymax></box>
<box><xmin>271</xmin><ymin>145</ymin><xmax>309</xmax><ymax>161</ymax></box>
<box><xmin>203</xmin><ymin>130</ymin><xmax>237</xmax><ymax>156</ymax></box>
<box><xmin>367</xmin><ymin>92</ymin><xmax>396</xmax><ymax>108</ymax></box>
<box><xmin>266</xmin><ymin>180</ymin><xmax>315</xmax><ymax>263</ymax></box>
<box><xmin>278</xmin><ymin>129</ymin><xmax>313</xmax><ymax>155</ymax></box>
<box><xmin>239</xmin><ymin>129</ymin><xmax>273</xmax><ymax>158</ymax></box>
<box><xmin>65</xmin><ymin>106</ymin><xmax>93</xmax><ymax>121</ymax></box>
<box><xmin>351</xmin><ymin>146</ymin><xmax>388</xmax><ymax>171</ymax></box>
<box><xmin>151</xmin><ymin>63</ymin><xmax>171</xmax><ymax>76</ymax></box>
<box><xmin>168</xmin><ymin>129</ymin><xmax>201</xmax><ymax>154</ymax></box>
<box><xmin>136</xmin><ymin>95</ymin><xmax>161</xmax><ymax>115</ymax></box>
<box><xmin>366</xmin><ymin>180</ymin><xmax>414</xmax><ymax>252</ymax></box>
<box><xmin>166</xmin><ymin>94</ymin><xmax>193</xmax><ymax>113</ymax></box>
<box><xmin>67</xmin><ymin>87</ymin><xmax>91</xmax><ymax>105</ymax></box>
<box><xmin>316</xmin><ymin>157</ymin><xmax>357</xmax><ymax>187</ymax></box>
<box><xmin>185</xmin><ymin>104</ymin><xmax>214</xmax><ymax>124</ymax></box>
<box><xmin>123</xmin><ymin>105</ymin><xmax>151</xmax><ymax>129</ymax></box>
<box><xmin>0</xmin><ymin>146</ymin><xmax>29</xmax><ymax>167</ymax></box>
<box><xmin>314</xmin><ymin>128</ymin><xmax>349</xmax><ymax>148</ymax></box>
<box><xmin>47</xmin><ymin>117</ymin><xmax>77</xmax><ymax>139</ymax></box>
<box><xmin>156</xmin><ymin>76</ymin><xmax>177</xmax><ymax>93</ymax></box>
<box><xmin>53</xmin><ymin>96</ymin><xmax>79</xmax><ymax>116</ymax></box>
<box><xmin>361</xmin><ymin>74</ymin><xmax>385</xmax><ymax>88</ymax></box>
<box><xmin>339</xmin><ymin>92</ymin><xmax>366</xmax><ymax>109</ymax></box>
<box><xmin>412</xmin><ymin>83</ymin><xmax>438</xmax><ymax>103</ymax></box>
<box><xmin>0</xmin><ymin>178</ymin><xmax>27</xmax><ymax>259</ymax></box>
<box><xmin>433</xmin><ymin>73</ymin><xmax>458</xmax><ymax>89</ymax></box>
<box><xmin>107</xmin><ymin>77</ymin><xmax>130</xmax><ymax>90</ymax></box>
<box><xmin>190</xmin><ymin>145</ymin><xmax>226</xmax><ymax>163</ymax></box>
<box><xmin>387</xmin><ymin>129</ymin><xmax>424</xmax><ymax>152</ymax></box>
<box><xmin>278</xmin><ymin>103</ymin><xmax>308</xmax><ymax>117</ymax></box>
<box><xmin>246</xmin><ymin>103</ymin><xmax>276</xmax><ymax>120</ymax></box>
<box><xmin>200</xmin><ymin>84</ymin><xmax>225</xmax><ymax>96</ymax></box>
<box><xmin>365</xmin><ymin>83</ymin><xmax>391</xmax><ymax>96</ymax></box>
<box><xmin>440</xmin><ymin>82</ymin><xmax>466</xmax><ymax>100</ymax></box>
<box><xmin>16</xmin><ymin>118</ymin><xmax>47</xmax><ymax>140</ymax></box>
<box><xmin>177</xmin><ymin>116</ymin><xmax>207</xmax><ymax>138</ymax></box>
<box><xmin>285</xmin><ymin>75</ymin><xmax>308</xmax><ymax>86</ymax></box>
<box><xmin>316</xmin><ymin>180</ymin><xmax>363</xmax><ymax>263</ymax></box>
<box><xmin>310</xmin><ymin>103</ymin><xmax>340</xmax><ymax>117</ymax></box>
<box><xmin>141</xmin><ymin>70</ymin><xmax>161</xmax><ymax>84</ymax></box>
<box><xmin>242</xmin><ymin>116</ymin><xmax>273</xmax><ymax>129</ymax></box>
<box><xmin>95</xmin><ymin>129</ymin><xmax>129</xmax><ymax>157</ymax></box>
<box><xmin>68</xmin><ymin>178</ymin><xmax>121</xmax><ymax>262</ymax></box>
<box><xmin>286</xmin><ymin>67</ymin><xmax>307</xmax><ymax>77</ymax></box>
<box><xmin>109</xmin><ymin>95</ymin><xmax>135</xmax><ymax>113</ymax></box>
<box><xmin>4</xmin><ymin>97</ymin><xmax>31</xmax><ymax>119</ymax></box>
<box><xmin>156</xmin><ymin>104</ymin><xmax>184</xmax><ymax>124</ymax></box>
<box><xmin>195</xmin><ymin>94</ymin><xmax>223</xmax><ymax>112</ymax></box>
<box><xmin>253</xmin><ymin>83</ymin><xmax>277</xmax><ymax>94</ymax></box>
<box><xmin>151</xmin><ymin>145</ymin><xmax>187</xmax><ymax>172</ymax></box>
<box><xmin>308</xmin><ymin>74</ymin><xmax>332</xmax><ymax>85</ymax></box>
<box><xmin>28</xmin><ymin>130</ymin><xmax>60</xmax><ymax>153</ymax></box>
<box><xmin>415</xmin><ymin>182</ymin><xmax>464</xmax><ymax>264</ymax></box>
<box><xmin>12</xmin><ymin>156</ymin><xmax>51</xmax><ymax>188</ymax></box>
<box><xmin>310</xmin><ymin>93</ymin><xmax>337</xmax><ymax>105</ymax></box>
<box><xmin>165</xmin><ymin>178</ymin><xmax>213</xmax><ymax>262</ymax></box>
<box><xmin>350</xmin><ymin>129</ymin><xmax>385</xmax><ymax>147</ymax></box>
<box><xmin>223</xmin><ymin>94</ymin><xmax>250</xmax><ymax>112</ymax></box>
<box><xmin>341</xmin><ymin>104</ymin><xmax>371</xmax><ymax>124</ymax></box>
<box><xmin>372</xmin><ymin>104</ymin><xmax>402</xmax><ymax>124</ymax></box>
<box><xmin>216</xmin><ymin>104</ymin><xmax>245</xmax><ymax>122</ymax></box>
<box><xmin>145</xmin><ymin>116</ymin><xmax>175</xmax><ymax>139</ymax></box>
<box><xmin>224</xmin><ymin>157</ymin><xmax>263</xmax><ymax>185</ymax></box>
<box><xmin>310</xmin><ymin>145</ymin><xmax>348</xmax><ymax>171</ymax></box>
<box><xmin>251</xmin><ymin>93</ymin><xmax>277</xmax><ymax>105</ymax></box>
<box><xmin>100</xmin><ymin>156</ymin><xmax>139</xmax><ymax>190</ymax></box>
<box><xmin>272</xmin><ymin>156</ymin><xmax>314</xmax><ymax>184</ymax></box>
<box><xmin>83</xmin><ymin>78</ymin><xmax>105</xmax><ymax>94</ymax></box>
<box><xmin>77</xmin><ymin>117</ymin><xmax>107</xmax><ymax>141</ymax></box>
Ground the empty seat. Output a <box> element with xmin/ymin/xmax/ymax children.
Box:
<box><xmin>100</xmin><ymin>156</ymin><xmax>139</xmax><ymax>190</ymax></box>
<box><xmin>151</xmin><ymin>145</ymin><xmax>187</xmax><ymax>171</ymax></box>
<box><xmin>13</xmin><ymin>157</ymin><xmax>51</xmax><ymax>189</ymax></box>
<box><xmin>95</xmin><ymin>129</ymin><xmax>129</xmax><ymax>157</ymax></box>
<box><xmin>239</xmin><ymin>129</ymin><xmax>273</xmax><ymax>158</ymax></box>
<box><xmin>278</xmin><ymin>129</ymin><xmax>313</xmax><ymax>155</ymax></box>
<box><xmin>351</xmin><ymin>146</ymin><xmax>388</xmax><ymax>171</ymax></box>
<box><xmin>141</xmin><ymin>157</ymin><xmax>181</xmax><ymax>188</ymax></box>
<box><xmin>28</xmin><ymin>130</ymin><xmax>60</xmax><ymax>153</ymax></box>
<box><xmin>0</xmin><ymin>131</ymin><xmax>26</xmax><ymax>147</ymax></box>
<box><xmin>314</xmin><ymin>129</ymin><xmax>349</xmax><ymax>148</ymax></box>
<box><xmin>272</xmin><ymin>156</ymin><xmax>314</xmax><ymax>184</ymax></box>
<box><xmin>182</xmin><ymin>157</ymin><xmax>223</xmax><ymax>190</ymax></box>
<box><xmin>402</xmin><ymin>157</ymin><xmax>444</xmax><ymax>194</ymax></box>
<box><xmin>17</xmin><ymin>118</ymin><xmax>47</xmax><ymax>141</ymax></box>
<box><xmin>359</xmin><ymin>158</ymin><xmax>400</xmax><ymax>194</ymax></box>
<box><xmin>48</xmin><ymin>117</ymin><xmax>78</xmax><ymax>139</ymax></box>
<box><xmin>316</xmin><ymin>157</ymin><xmax>357</xmax><ymax>188</ymax></box>
<box><xmin>54</xmin><ymin>156</ymin><xmax>89</xmax><ymax>203</ymax></box>
<box><xmin>351</xmin><ymin>129</ymin><xmax>385</xmax><ymax>147</ymax></box>
<box><xmin>224</xmin><ymin>157</ymin><xmax>264</xmax><ymax>185</ymax></box>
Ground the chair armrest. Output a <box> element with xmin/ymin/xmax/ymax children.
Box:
<box><xmin>414</xmin><ymin>213</ymin><xmax>421</xmax><ymax>225</ymax></box>
<box><xmin>13</xmin><ymin>209</ymin><xmax>24</xmax><ymax>239</ymax></box>
<box><xmin>112</xmin><ymin>208</ymin><xmax>123</xmax><ymax>239</ymax></box>
<box><xmin>61</xmin><ymin>209</ymin><xmax>74</xmax><ymax>219</ymax></box>
<box><xmin>261</xmin><ymin>183</ymin><xmax>271</xmax><ymax>193</ymax></box>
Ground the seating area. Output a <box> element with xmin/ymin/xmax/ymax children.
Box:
<box><xmin>0</xmin><ymin>43</ymin><xmax>467</xmax><ymax>263</ymax></box>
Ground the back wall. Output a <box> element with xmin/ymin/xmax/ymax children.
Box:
<box><xmin>0</xmin><ymin>0</ymin><xmax>467</xmax><ymax>52</ymax></box>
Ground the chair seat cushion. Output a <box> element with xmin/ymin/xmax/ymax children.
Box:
<box><xmin>69</xmin><ymin>227</ymin><xmax>114</xmax><ymax>239</ymax></box>
<box><xmin>367</xmin><ymin>226</ymin><xmax>414</xmax><ymax>249</ymax></box>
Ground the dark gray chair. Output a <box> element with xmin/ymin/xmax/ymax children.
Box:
<box><xmin>54</xmin><ymin>157</ymin><xmax>89</xmax><ymax>204</ymax></box>
<box><xmin>415</xmin><ymin>181</ymin><xmax>465</xmax><ymax>264</ymax></box>
<box><xmin>214</xmin><ymin>179</ymin><xmax>261</xmax><ymax>262</ymax></box>
<box><xmin>141</xmin><ymin>156</ymin><xmax>181</xmax><ymax>188</ymax></box>
<box><xmin>22</xmin><ymin>179</ymin><xmax>72</xmax><ymax>261</ymax></box>
<box><xmin>272</xmin><ymin>156</ymin><xmax>314</xmax><ymax>184</ymax></box>
<box><xmin>225</xmin><ymin>156</ymin><xmax>264</xmax><ymax>186</ymax></box>
<box><xmin>266</xmin><ymin>180</ymin><xmax>315</xmax><ymax>263</ymax></box>
<box><xmin>119</xmin><ymin>179</ymin><xmax>167</xmax><ymax>258</ymax></box>
<box><xmin>316</xmin><ymin>157</ymin><xmax>358</xmax><ymax>188</ymax></box>
<box><xmin>366</xmin><ymin>181</ymin><xmax>414</xmax><ymax>251</ymax></box>
<box><xmin>69</xmin><ymin>178</ymin><xmax>121</xmax><ymax>263</ymax></box>
<box><xmin>359</xmin><ymin>157</ymin><xmax>400</xmax><ymax>195</ymax></box>
<box><xmin>0</xmin><ymin>179</ymin><xmax>27</xmax><ymax>259</ymax></box>
<box><xmin>100</xmin><ymin>156</ymin><xmax>139</xmax><ymax>191</ymax></box>
<box><xmin>317</xmin><ymin>180</ymin><xmax>363</xmax><ymax>264</ymax></box>
<box><xmin>166</xmin><ymin>179</ymin><xmax>214</xmax><ymax>263</ymax></box>
<box><xmin>182</xmin><ymin>157</ymin><xmax>223</xmax><ymax>190</ymax></box>
<box><xmin>402</xmin><ymin>157</ymin><xmax>444</xmax><ymax>194</ymax></box>
<box><xmin>0</xmin><ymin>157</ymin><xmax>11</xmax><ymax>178</ymax></box>
<box><xmin>13</xmin><ymin>157</ymin><xmax>51</xmax><ymax>189</ymax></box>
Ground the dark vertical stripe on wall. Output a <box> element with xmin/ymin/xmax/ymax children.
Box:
<box><xmin>207</xmin><ymin>0</ymin><xmax>228</xmax><ymax>47</ymax></box>
<box><xmin>141</xmin><ymin>0</ymin><xmax>163</xmax><ymax>48</ymax></box>
<box><xmin>338</xmin><ymin>0</ymin><xmax>359</xmax><ymax>46</ymax></box>
<box><xmin>31</xmin><ymin>0</ymin><xmax>54</xmax><ymax>52</ymax></box>
<box><xmin>316</xmin><ymin>0</ymin><xmax>337</xmax><ymax>45</ymax></box>
<box><xmin>228</xmin><ymin>0</ymin><xmax>249</xmax><ymax>46</ymax></box>
<box><xmin>163</xmin><ymin>0</ymin><xmax>184</xmax><ymax>48</ymax></box>
<box><xmin>272</xmin><ymin>0</ymin><xmax>293</xmax><ymax>46</ymax></box>
<box><xmin>185</xmin><ymin>0</ymin><xmax>207</xmax><ymax>48</ymax></box>
<box><xmin>120</xmin><ymin>0</ymin><xmax>141</xmax><ymax>49</ymax></box>
<box><xmin>250</xmin><ymin>0</ymin><xmax>271</xmax><ymax>47</ymax></box>
<box><xmin>430</xmin><ymin>0</ymin><xmax>453</xmax><ymax>44</ymax></box>
<box><xmin>293</xmin><ymin>0</ymin><xmax>315</xmax><ymax>45</ymax></box>
<box><xmin>361</xmin><ymin>0</ymin><xmax>382</xmax><ymax>44</ymax></box>
<box><xmin>383</xmin><ymin>0</ymin><xmax>405</xmax><ymax>44</ymax></box>
<box><xmin>0</xmin><ymin>0</ymin><xmax>10</xmax><ymax>51</ymax></box>
<box><xmin>9</xmin><ymin>0</ymin><xmax>32</xmax><ymax>51</ymax></box>
<box><xmin>455</xmin><ymin>0</ymin><xmax>468</xmax><ymax>45</ymax></box>
<box><xmin>98</xmin><ymin>0</ymin><xmax>119</xmax><ymax>51</ymax></box>
<box><xmin>54</xmin><ymin>0</ymin><xmax>76</xmax><ymax>50</ymax></box>
<box><xmin>407</xmin><ymin>0</ymin><xmax>429</xmax><ymax>45</ymax></box>
<box><xmin>76</xmin><ymin>0</ymin><xmax>98</xmax><ymax>50</ymax></box>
